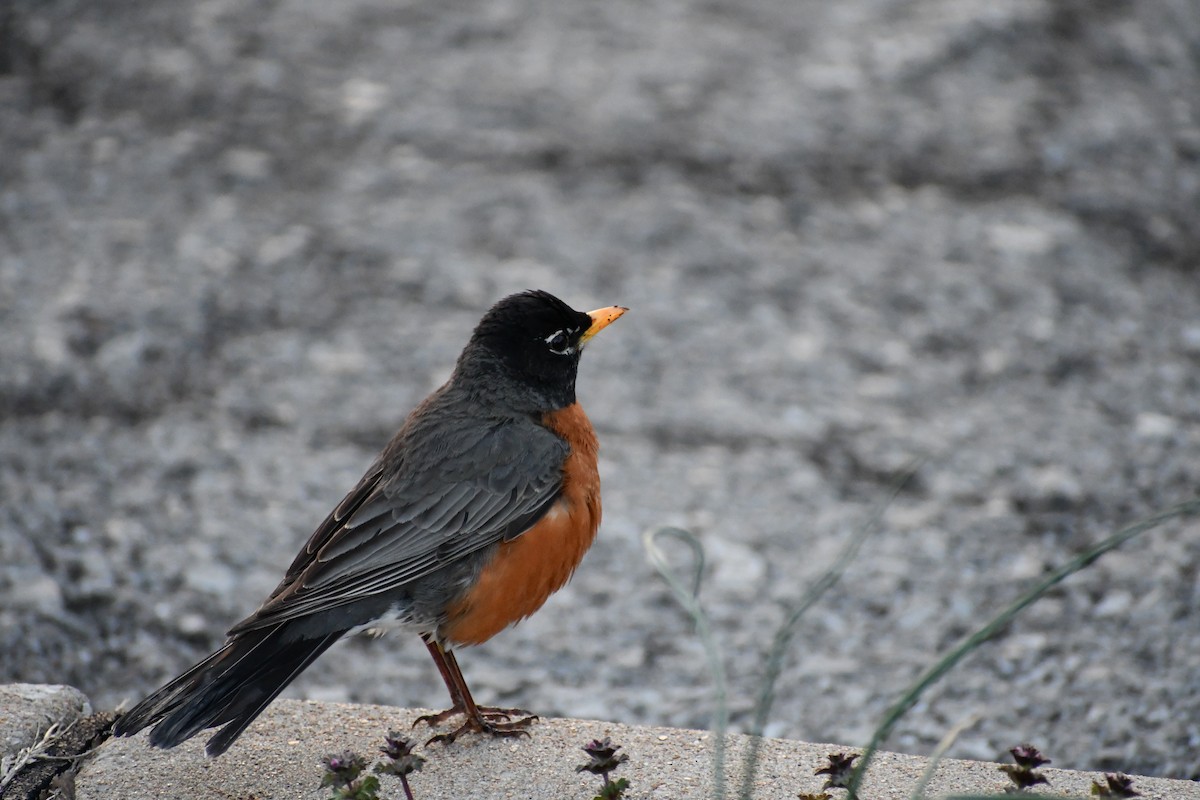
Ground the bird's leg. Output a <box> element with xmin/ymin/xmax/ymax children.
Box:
<box><xmin>413</xmin><ymin>636</ymin><xmax>537</xmax><ymax>744</ymax></box>
<box><xmin>438</xmin><ymin>645</ymin><xmax>533</xmax><ymax>722</ymax></box>
<box><xmin>415</xmin><ymin>634</ymin><xmax>469</xmax><ymax>724</ymax></box>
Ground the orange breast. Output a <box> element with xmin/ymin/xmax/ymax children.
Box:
<box><xmin>440</xmin><ymin>403</ymin><xmax>601</xmax><ymax>647</ymax></box>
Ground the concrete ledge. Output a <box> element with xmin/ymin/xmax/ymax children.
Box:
<box><xmin>71</xmin><ymin>698</ymin><xmax>1199</xmax><ymax>799</ymax></box>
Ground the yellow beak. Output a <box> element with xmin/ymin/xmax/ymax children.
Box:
<box><xmin>579</xmin><ymin>306</ymin><xmax>628</xmax><ymax>345</ymax></box>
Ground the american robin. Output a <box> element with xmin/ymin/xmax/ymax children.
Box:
<box><xmin>113</xmin><ymin>290</ymin><xmax>626</xmax><ymax>756</ymax></box>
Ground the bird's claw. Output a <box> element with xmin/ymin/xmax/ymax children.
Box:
<box><xmin>414</xmin><ymin>706</ymin><xmax>539</xmax><ymax>745</ymax></box>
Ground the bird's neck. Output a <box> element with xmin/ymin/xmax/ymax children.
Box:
<box><xmin>452</xmin><ymin>350</ymin><xmax>577</xmax><ymax>413</ymax></box>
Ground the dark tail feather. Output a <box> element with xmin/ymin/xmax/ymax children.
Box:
<box><xmin>113</xmin><ymin>625</ymin><xmax>343</xmax><ymax>756</ymax></box>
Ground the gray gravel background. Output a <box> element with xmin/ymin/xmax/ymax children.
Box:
<box><xmin>2</xmin><ymin>0</ymin><xmax>1199</xmax><ymax>781</ymax></box>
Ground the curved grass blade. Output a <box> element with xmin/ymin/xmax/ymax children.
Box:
<box><xmin>737</xmin><ymin>459</ymin><xmax>923</xmax><ymax>800</ymax></box>
<box><xmin>909</xmin><ymin>713</ymin><xmax>981</xmax><ymax>800</ymax></box>
<box><xmin>643</xmin><ymin>525</ymin><xmax>728</xmax><ymax>800</ymax></box>
<box><xmin>846</xmin><ymin>497</ymin><xmax>1200</xmax><ymax>800</ymax></box>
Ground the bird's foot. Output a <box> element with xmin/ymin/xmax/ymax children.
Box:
<box><xmin>414</xmin><ymin>705</ymin><xmax>538</xmax><ymax>745</ymax></box>
<box><xmin>414</xmin><ymin>704</ymin><xmax>532</xmax><ymax>727</ymax></box>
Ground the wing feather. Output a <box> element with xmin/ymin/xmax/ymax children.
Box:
<box><xmin>229</xmin><ymin>397</ymin><xmax>567</xmax><ymax>635</ymax></box>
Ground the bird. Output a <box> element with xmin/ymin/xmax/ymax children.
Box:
<box><xmin>112</xmin><ymin>290</ymin><xmax>626</xmax><ymax>756</ymax></box>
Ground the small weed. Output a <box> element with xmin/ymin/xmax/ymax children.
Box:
<box><xmin>815</xmin><ymin>752</ymin><xmax>859</xmax><ymax>792</ymax></box>
<box><xmin>1091</xmin><ymin>773</ymin><xmax>1140</xmax><ymax>798</ymax></box>
<box><xmin>375</xmin><ymin>732</ymin><xmax>425</xmax><ymax>800</ymax></box>
<box><xmin>321</xmin><ymin>733</ymin><xmax>425</xmax><ymax>800</ymax></box>
<box><xmin>1</xmin><ymin>713</ymin><xmax>114</xmax><ymax>799</ymax></box>
<box><xmin>0</xmin><ymin>721</ymin><xmax>69</xmax><ymax>795</ymax></box>
<box><xmin>998</xmin><ymin>744</ymin><xmax>1050</xmax><ymax>793</ymax></box>
<box><xmin>577</xmin><ymin>737</ymin><xmax>631</xmax><ymax>800</ymax></box>
<box><xmin>321</xmin><ymin>752</ymin><xmax>381</xmax><ymax>800</ymax></box>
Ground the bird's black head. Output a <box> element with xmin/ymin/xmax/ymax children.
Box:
<box><xmin>458</xmin><ymin>290</ymin><xmax>626</xmax><ymax>410</ymax></box>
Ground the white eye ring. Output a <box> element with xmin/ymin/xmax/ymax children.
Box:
<box><xmin>544</xmin><ymin>329</ymin><xmax>575</xmax><ymax>354</ymax></box>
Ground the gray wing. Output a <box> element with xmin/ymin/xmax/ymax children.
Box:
<box><xmin>229</xmin><ymin>412</ymin><xmax>568</xmax><ymax>633</ymax></box>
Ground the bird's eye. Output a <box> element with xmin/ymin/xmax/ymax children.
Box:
<box><xmin>545</xmin><ymin>330</ymin><xmax>573</xmax><ymax>354</ymax></box>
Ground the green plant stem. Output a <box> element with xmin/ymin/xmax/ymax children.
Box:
<box><xmin>738</xmin><ymin>460</ymin><xmax>921</xmax><ymax>800</ymax></box>
<box><xmin>643</xmin><ymin>525</ymin><xmax>728</xmax><ymax>800</ymax></box>
<box><xmin>846</xmin><ymin>497</ymin><xmax>1200</xmax><ymax>800</ymax></box>
<box><xmin>909</xmin><ymin>713</ymin><xmax>980</xmax><ymax>800</ymax></box>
